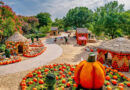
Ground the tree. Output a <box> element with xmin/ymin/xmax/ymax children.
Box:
<box><xmin>39</xmin><ymin>26</ymin><xmax>50</xmax><ymax>34</ymax></box>
<box><xmin>91</xmin><ymin>1</ymin><xmax>126</xmax><ymax>39</ymax></box>
<box><xmin>28</xmin><ymin>16</ymin><xmax>39</xmax><ymax>28</ymax></box>
<box><xmin>64</xmin><ymin>7</ymin><xmax>93</xmax><ymax>28</ymax></box>
<box><xmin>22</xmin><ymin>22</ymin><xmax>32</xmax><ymax>34</ymax></box>
<box><xmin>18</xmin><ymin>16</ymin><xmax>39</xmax><ymax>34</ymax></box>
<box><xmin>36</xmin><ymin>12</ymin><xmax>52</xmax><ymax>27</ymax></box>
<box><xmin>52</xmin><ymin>18</ymin><xmax>64</xmax><ymax>30</ymax></box>
<box><xmin>0</xmin><ymin>2</ymin><xmax>22</xmax><ymax>42</ymax></box>
<box><xmin>121</xmin><ymin>10</ymin><xmax>130</xmax><ymax>36</ymax></box>
<box><xmin>2</xmin><ymin>17</ymin><xmax>15</xmax><ymax>37</ymax></box>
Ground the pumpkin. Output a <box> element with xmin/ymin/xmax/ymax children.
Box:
<box><xmin>74</xmin><ymin>53</ymin><xmax>106</xmax><ymax>89</ymax></box>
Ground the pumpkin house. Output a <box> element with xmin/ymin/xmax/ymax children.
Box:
<box><xmin>76</xmin><ymin>28</ymin><xmax>89</xmax><ymax>45</ymax></box>
<box><xmin>50</xmin><ymin>27</ymin><xmax>58</xmax><ymax>36</ymax></box>
<box><xmin>97</xmin><ymin>37</ymin><xmax>130</xmax><ymax>72</ymax></box>
<box><xmin>5</xmin><ymin>32</ymin><xmax>29</xmax><ymax>55</ymax></box>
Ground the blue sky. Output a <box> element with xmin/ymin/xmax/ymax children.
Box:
<box><xmin>4</xmin><ymin>0</ymin><xmax>130</xmax><ymax>20</ymax></box>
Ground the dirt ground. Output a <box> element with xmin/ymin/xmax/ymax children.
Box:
<box><xmin>0</xmin><ymin>33</ymin><xmax>129</xmax><ymax>90</ymax></box>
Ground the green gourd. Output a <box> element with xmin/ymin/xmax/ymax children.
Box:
<box><xmin>36</xmin><ymin>35</ymin><xmax>39</xmax><ymax>41</ymax></box>
<box><xmin>5</xmin><ymin>49</ymin><xmax>10</xmax><ymax>58</ymax></box>
<box><xmin>45</xmin><ymin>73</ymin><xmax>56</xmax><ymax>90</ymax></box>
<box><xmin>31</xmin><ymin>37</ymin><xmax>34</xmax><ymax>43</ymax></box>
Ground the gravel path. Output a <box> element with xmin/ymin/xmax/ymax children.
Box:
<box><xmin>0</xmin><ymin>38</ymin><xmax>63</xmax><ymax>75</ymax></box>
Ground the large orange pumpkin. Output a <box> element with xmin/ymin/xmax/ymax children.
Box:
<box><xmin>74</xmin><ymin>53</ymin><xmax>106</xmax><ymax>89</ymax></box>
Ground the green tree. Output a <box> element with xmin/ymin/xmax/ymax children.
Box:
<box><xmin>52</xmin><ymin>18</ymin><xmax>64</xmax><ymax>30</ymax></box>
<box><xmin>39</xmin><ymin>26</ymin><xmax>50</xmax><ymax>33</ymax></box>
<box><xmin>91</xmin><ymin>1</ymin><xmax>126</xmax><ymax>39</ymax></box>
<box><xmin>2</xmin><ymin>17</ymin><xmax>15</xmax><ymax>37</ymax></box>
<box><xmin>121</xmin><ymin>10</ymin><xmax>130</xmax><ymax>36</ymax></box>
<box><xmin>36</xmin><ymin>12</ymin><xmax>52</xmax><ymax>27</ymax></box>
<box><xmin>64</xmin><ymin>7</ymin><xmax>93</xmax><ymax>28</ymax></box>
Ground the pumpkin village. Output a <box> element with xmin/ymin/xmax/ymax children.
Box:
<box><xmin>0</xmin><ymin>0</ymin><xmax>130</xmax><ymax>90</ymax></box>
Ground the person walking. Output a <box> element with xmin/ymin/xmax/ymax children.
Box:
<box><xmin>68</xmin><ymin>33</ymin><xmax>71</xmax><ymax>38</ymax></box>
<box><xmin>54</xmin><ymin>38</ymin><xmax>57</xmax><ymax>43</ymax></box>
<box><xmin>64</xmin><ymin>37</ymin><xmax>68</xmax><ymax>44</ymax></box>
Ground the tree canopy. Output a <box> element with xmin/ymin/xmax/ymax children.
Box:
<box><xmin>64</xmin><ymin>7</ymin><xmax>93</xmax><ymax>28</ymax></box>
<box><xmin>88</xmin><ymin>1</ymin><xmax>129</xmax><ymax>39</ymax></box>
<box><xmin>18</xmin><ymin>16</ymin><xmax>39</xmax><ymax>34</ymax></box>
<box><xmin>0</xmin><ymin>2</ymin><xmax>22</xmax><ymax>42</ymax></box>
<box><xmin>36</xmin><ymin>12</ymin><xmax>52</xmax><ymax>27</ymax></box>
<box><xmin>52</xmin><ymin>18</ymin><xmax>64</xmax><ymax>30</ymax></box>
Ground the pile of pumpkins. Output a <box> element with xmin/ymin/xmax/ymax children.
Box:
<box><xmin>21</xmin><ymin>53</ymin><xmax>130</xmax><ymax>90</ymax></box>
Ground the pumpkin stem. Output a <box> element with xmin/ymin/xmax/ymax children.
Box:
<box><xmin>87</xmin><ymin>52</ymin><xmax>95</xmax><ymax>62</ymax></box>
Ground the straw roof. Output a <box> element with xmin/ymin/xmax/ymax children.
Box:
<box><xmin>76</xmin><ymin>28</ymin><xmax>88</xmax><ymax>33</ymax></box>
<box><xmin>6</xmin><ymin>32</ymin><xmax>28</xmax><ymax>42</ymax></box>
<box><xmin>98</xmin><ymin>37</ymin><xmax>130</xmax><ymax>54</ymax></box>
<box><xmin>51</xmin><ymin>27</ymin><xmax>58</xmax><ymax>31</ymax></box>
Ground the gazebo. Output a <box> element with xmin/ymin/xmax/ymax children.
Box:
<box><xmin>5</xmin><ymin>32</ymin><xmax>29</xmax><ymax>55</ymax></box>
<box><xmin>76</xmin><ymin>28</ymin><xmax>89</xmax><ymax>45</ymax></box>
<box><xmin>97</xmin><ymin>37</ymin><xmax>130</xmax><ymax>72</ymax></box>
<box><xmin>50</xmin><ymin>27</ymin><xmax>58</xmax><ymax>36</ymax></box>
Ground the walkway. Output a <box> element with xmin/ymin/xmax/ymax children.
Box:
<box><xmin>0</xmin><ymin>38</ymin><xmax>63</xmax><ymax>75</ymax></box>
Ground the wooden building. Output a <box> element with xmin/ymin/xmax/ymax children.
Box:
<box><xmin>50</xmin><ymin>27</ymin><xmax>58</xmax><ymax>36</ymax></box>
<box><xmin>76</xmin><ymin>28</ymin><xmax>89</xmax><ymax>45</ymax></box>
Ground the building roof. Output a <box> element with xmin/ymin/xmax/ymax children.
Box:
<box><xmin>6</xmin><ymin>32</ymin><xmax>28</xmax><ymax>42</ymax></box>
<box><xmin>51</xmin><ymin>27</ymin><xmax>58</xmax><ymax>31</ymax></box>
<box><xmin>76</xmin><ymin>28</ymin><xmax>88</xmax><ymax>33</ymax></box>
<box><xmin>98</xmin><ymin>37</ymin><xmax>130</xmax><ymax>54</ymax></box>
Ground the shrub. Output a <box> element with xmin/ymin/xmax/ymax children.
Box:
<box><xmin>5</xmin><ymin>49</ymin><xmax>10</xmax><ymax>58</ymax></box>
<box><xmin>38</xmin><ymin>33</ymin><xmax>46</xmax><ymax>38</ymax></box>
<box><xmin>24</xmin><ymin>33</ymin><xmax>46</xmax><ymax>39</ymax></box>
<box><xmin>39</xmin><ymin>26</ymin><xmax>50</xmax><ymax>33</ymax></box>
<box><xmin>36</xmin><ymin>35</ymin><xmax>39</xmax><ymax>41</ymax></box>
<box><xmin>45</xmin><ymin>74</ymin><xmax>56</xmax><ymax>90</ymax></box>
<box><xmin>31</xmin><ymin>37</ymin><xmax>34</xmax><ymax>43</ymax></box>
<box><xmin>0</xmin><ymin>44</ymin><xmax>6</xmax><ymax>52</ymax></box>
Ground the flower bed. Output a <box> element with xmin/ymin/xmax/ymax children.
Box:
<box><xmin>20</xmin><ymin>64</ymin><xmax>130</xmax><ymax>90</ymax></box>
<box><xmin>23</xmin><ymin>47</ymin><xmax>46</xmax><ymax>57</ymax></box>
<box><xmin>29</xmin><ymin>40</ymin><xmax>44</xmax><ymax>47</ymax></box>
<box><xmin>29</xmin><ymin>44</ymin><xmax>44</xmax><ymax>47</ymax></box>
<box><xmin>0</xmin><ymin>56</ymin><xmax>21</xmax><ymax>65</ymax></box>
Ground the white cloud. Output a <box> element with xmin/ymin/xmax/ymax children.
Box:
<box><xmin>38</xmin><ymin>0</ymin><xmax>107</xmax><ymax>20</ymax></box>
<box><xmin>37</xmin><ymin>0</ymin><xmax>130</xmax><ymax>20</ymax></box>
<box><xmin>118</xmin><ymin>0</ymin><xmax>130</xmax><ymax>10</ymax></box>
